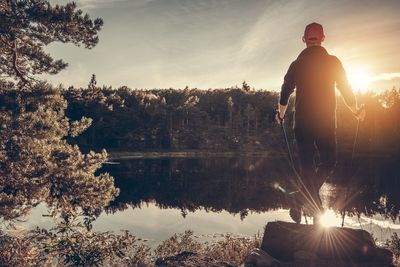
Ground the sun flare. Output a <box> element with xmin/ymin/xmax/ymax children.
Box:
<box><xmin>319</xmin><ymin>209</ymin><xmax>342</xmax><ymax>228</ymax></box>
<box><xmin>347</xmin><ymin>69</ymin><xmax>372</xmax><ymax>92</ymax></box>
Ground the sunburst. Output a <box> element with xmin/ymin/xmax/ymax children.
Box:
<box><xmin>347</xmin><ymin>69</ymin><xmax>372</xmax><ymax>92</ymax></box>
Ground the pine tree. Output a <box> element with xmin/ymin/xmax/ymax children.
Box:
<box><xmin>0</xmin><ymin>0</ymin><xmax>117</xmax><ymax>222</ymax></box>
<box><xmin>0</xmin><ymin>83</ymin><xmax>119</xmax><ymax>222</ymax></box>
<box><xmin>0</xmin><ymin>0</ymin><xmax>103</xmax><ymax>88</ymax></box>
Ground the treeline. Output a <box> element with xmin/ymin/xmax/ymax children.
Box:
<box><xmin>63</xmin><ymin>78</ymin><xmax>400</xmax><ymax>156</ymax></box>
<box><xmin>63</xmin><ymin>81</ymin><xmax>280</xmax><ymax>151</ymax></box>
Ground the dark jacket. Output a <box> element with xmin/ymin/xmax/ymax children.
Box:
<box><xmin>279</xmin><ymin>46</ymin><xmax>356</xmax><ymax>131</ymax></box>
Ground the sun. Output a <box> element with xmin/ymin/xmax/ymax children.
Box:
<box><xmin>347</xmin><ymin>69</ymin><xmax>372</xmax><ymax>92</ymax></box>
<box><xmin>318</xmin><ymin>209</ymin><xmax>342</xmax><ymax>228</ymax></box>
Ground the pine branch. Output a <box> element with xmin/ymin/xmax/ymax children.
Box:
<box><xmin>12</xmin><ymin>39</ymin><xmax>31</xmax><ymax>88</ymax></box>
<box><xmin>0</xmin><ymin>0</ymin><xmax>103</xmax><ymax>87</ymax></box>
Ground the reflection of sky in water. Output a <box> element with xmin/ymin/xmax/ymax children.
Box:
<box><xmin>13</xmin><ymin>156</ymin><xmax>400</xmax><ymax>246</ymax></box>
<box><xmin>93</xmin><ymin>205</ymin><xmax>292</xmax><ymax>246</ymax></box>
<box><xmin>18</xmin><ymin>202</ymin><xmax>400</xmax><ymax>247</ymax></box>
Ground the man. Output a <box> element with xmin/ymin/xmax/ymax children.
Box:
<box><xmin>276</xmin><ymin>22</ymin><xmax>365</xmax><ymax>223</ymax></box>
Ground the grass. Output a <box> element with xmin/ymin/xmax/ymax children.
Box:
<box><xmin>154</xmin><ymin>230</ymin><xmax>261</xmax><ymax>265</ymax></box>
<box><xmin>385</xmin><ymin>233</ymin><xmax>400</xmax><ymax>266</ymax></box>
<box><xmin>0</xmin><ymin>228</ymin><xmax>261</xmax><ymax>266</ymax></box>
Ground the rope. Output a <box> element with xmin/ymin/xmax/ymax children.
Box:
<box><xmin>281</xmin><ymin>120</ymin><xmax>301</xmax><ymax>179</ymax></box>
<box><xmin>341</xmin><ymin>116</ymin><xmax>362</xmax><ymax>227</ymax></box>
<box><xmin>351</xmin><ymin>119</ymin><xmax>361</xmax><ymax>164</ymax></box>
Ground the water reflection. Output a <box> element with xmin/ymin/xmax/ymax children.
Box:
<box><xmin>101</xmin><ymin>153</ymin><xmax>400</xmax><ymax>224</ymax></box>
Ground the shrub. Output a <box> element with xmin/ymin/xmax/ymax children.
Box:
<box><xmin>385</xmin><ymin>233</ymin><xmax>400</xmax><ymax>266</ymax></box>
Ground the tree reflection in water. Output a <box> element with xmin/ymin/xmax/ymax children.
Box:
<box><xmin>103</xmin><ymin>153</ymin><xmax>400</xmax><ymax>224</ymax></box>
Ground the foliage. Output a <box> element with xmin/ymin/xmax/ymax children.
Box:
<box><xmin>0</xmin><ymin>0</ymin><xmax>103</xmax><ymax>87</ymax></box>
<box><xmin>203</xmin><ymin>233</ymin><xmax>261</xmax><ymax>265</ymax></box>
<box><xmin>385</xmin><ymin>233</ymin><xmax>400</xmax><ymax>266</ymax></box>
<box><xmin>119</xmin><ymin>243</ymin><xmax>152</xmax><ymax>267</ymax></box>
<box><xmin>31</xmin><ymin>217</ymin><xmax>151</xmax><ymax>267</ymax></box>
<box><xmin>154</xmin><ymin>230</ymin><xmax>202</xmax><ymax>258</ymax></box>
<box><xmin>0</xmin><ymin>0</ymin><xmax>117</xmax><ymax>224</ymax></box>
<box><xmin>0</xmin><ymin>83</ymin><xmax>118</xmax><ymax>223</ymax></box>
<box><xmin>62</xmin><ymin>84</ymin><xmax>400</xmax><ymax>158</ymax></box>
<box><xmin>0</xmin><ymin>228</ymin><xmax>262</xmax><ymax>266</ymax></box>
<box><xmin>63</xmin><ymin>85</ymin><xmax>281</xmax><ymax>152</ymax></box>
<box><xmin>154</xmin><ymin>230</ymin><xmax>260</xmax><ymax>265</ymax></box>
<box><xmin>0</xmin><ymin>229</ymin><xmax>37</xmax><ymax>267</ymax></box>
<box><xmin>0</xmin><ymin>1</ymin><xmax>132</xmax><ymax>266</ymax></box>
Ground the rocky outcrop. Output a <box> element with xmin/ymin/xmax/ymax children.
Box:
<box><xmin>258</xmin><ymin>221</ymin><xmax>394</xmax><ymax>267</ymax></box>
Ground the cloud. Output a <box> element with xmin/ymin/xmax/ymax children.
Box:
<box><xmin>372</xmin><ymin>73</ymin><xmax>400</xmax><ymax>81</ymax></box>
<box><xmin>74</xmin><ymin>0</ymin><xmax>133</xmax><ymax>9</ymax></box>
<box><xmin>48</xmin><ymin>0</ymin><xmax>126</xmax><ymax>9</ymax></box>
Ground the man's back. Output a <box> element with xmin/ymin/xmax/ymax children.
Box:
<box><xmin>280</xmin><ymin>46</ymin><xmax>356</xmax><ymax>131</ymax></box>
<box><xmin>277</xmin><ymin>22</ymin><xmax>364</xmax><ymax>224</ymax></box>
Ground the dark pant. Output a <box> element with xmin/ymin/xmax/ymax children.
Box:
<box><xmin>294</xmin><ymin>126</ymin><xmax>337</xmax><ymax>213</ymax></box>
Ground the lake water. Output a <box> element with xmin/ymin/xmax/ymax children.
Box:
<box><xmin>20</xmin><ymin>153</ymin><xmax>400</xmax><ymax>246</ymax></box>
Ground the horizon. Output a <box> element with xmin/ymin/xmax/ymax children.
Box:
<box><xmin>43</xmin><ymin>0</ymin><xmax>400</xmax><ymax>92</ymax></box>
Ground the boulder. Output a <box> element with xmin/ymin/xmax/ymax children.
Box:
<box><xmin>260</xmin><ymin>221</ymin><xmax>394</xmax><ymax>266</ymax></box>
<box><xmin>244</xmin><ymin>248</ymin><xmax>282</xmax><ymax>267</ymax></box>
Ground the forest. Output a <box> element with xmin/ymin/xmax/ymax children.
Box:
<box><xmin>63</xmin><ymin>77</ymin><xmax>400</xmax><ymax>158</ymax></box>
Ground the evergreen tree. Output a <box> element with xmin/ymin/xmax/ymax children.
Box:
<box><xmin>0</xmin><ymin>0</ymin><xmax>116</xmax><ymax>222</ymax></box>
<box><xmin>0</xmin><ymin>0</ymin><xmax>103</xmax><ymax>88</ymax></box>
<box><xmin>0</xmin><ymin>83</ymin><xmax>118</xmax><ymax>222</ymax></box>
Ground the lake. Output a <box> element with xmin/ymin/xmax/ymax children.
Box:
<box><xmin>19</xmin><ymin>153</ymin><xmax>400</xmax><ymax>246</ymax></box>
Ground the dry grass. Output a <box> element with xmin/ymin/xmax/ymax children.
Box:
<box><xmin>154</xmin><ymin>230</ymin><xmax>261</xmax><ymax>265</ymax></box>
<box><xmin>385</xmin><ymin>233</ymin><xmax>400</xmax><ymax>266</ymax></box>
<box><xmin>0</xmin><ymin>228</ymin><xmax>260</xmax><ymax>266</ymax></box>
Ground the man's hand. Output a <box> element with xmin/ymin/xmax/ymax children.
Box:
<box><xmin>353</xmin><ymin>104</ymin><xmax>366</xmax><ymax>121</ymax></box>
<box><xmin>275</xmin><ymin>110</ymin><xmax>284</xmax><ymax>125</ymax></box>
<box><xmin>275</xmin><ymin>104</ymin><xmax>288</xmax><ymax>125</ymax></box>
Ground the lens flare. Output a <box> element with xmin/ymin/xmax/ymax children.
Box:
<box><xmin>319</xmin><ymin>209</ymin><xmax>341</xmax><ymax>228</ymax></box>
<box><xmin>347</xmin><ymin>69</ymin><xmax>372</xmax><ymax>92</ymax></box>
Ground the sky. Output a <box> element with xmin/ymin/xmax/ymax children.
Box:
<box><xmin>44</xmin><ymin>0</ymin><xmax>400</xmax><ymax>91</ymax></box>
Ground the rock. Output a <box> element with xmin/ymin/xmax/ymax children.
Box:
<box><xmin>155</xmin><ymin>251</ymin><xmax>235</xmax><ymax>267</ymax></box>
<box><xmin>243</xmin><ymin>248</ymin><xmax>282</xmax><ymax>267</ymax></box>
<box><xmin>293</xmin><ymin>250</ymin><xmax>317</xmax><ymax>262</ymax></box>
<box><xmin>260</xmin><ymin>221</ymin><xmax>394</xmax><ymax>266</ymax></box>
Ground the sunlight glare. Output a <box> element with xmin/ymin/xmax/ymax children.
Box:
<box><xmin>347</xmin><ymin>69</ymin><xmax>371</xmax><ymax>92</ymax></box>
<box><xmin>319</xmin><ymin>209</ymin><xmax>341</xmax><ymax>228</ymax></box>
